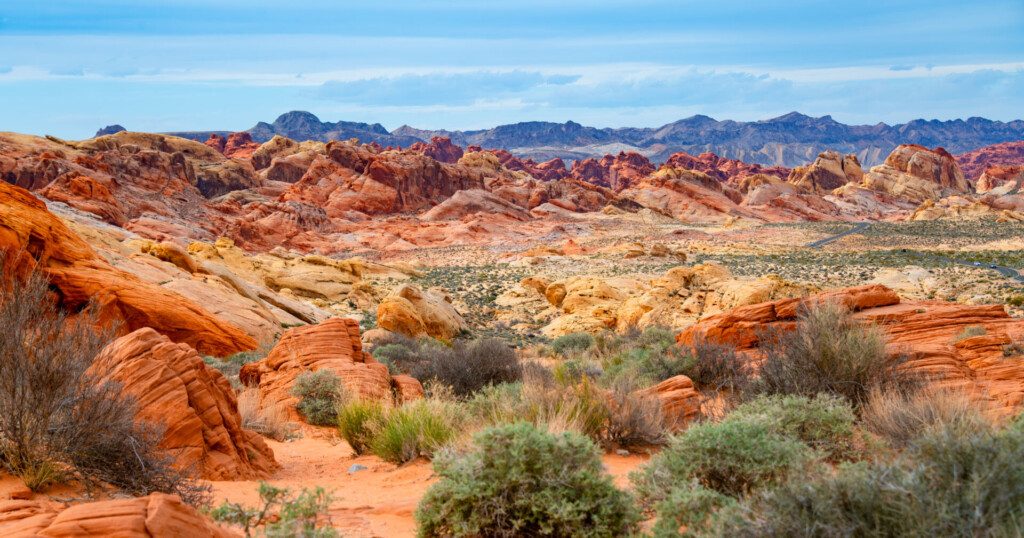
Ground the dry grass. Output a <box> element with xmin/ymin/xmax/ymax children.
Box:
<box><xmin>238</xmin><ymin>388</ymin><xmax>297</xmax><ymax>441</ymax></box>
<box><xmin>860</xmin><ymin>387</ymin><xmax>990</xmax><ymax>449</ymax></box>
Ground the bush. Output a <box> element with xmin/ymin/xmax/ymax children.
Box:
<box><xmin>652</xmin><ymin>484</ymin><xmax>736</xmax><ymax>538</ymax></box>
<box><xmin>754</xmin><ymin>301</ymin><xmax>903</xmax><ymax>408</ymax></box>
<box><xmin>550</xmin><ymin>332</ymin><xmax>595</xmax><ymax>355</ymax></box>
<box><xmin>337</xmin><ymin>399</ymin><xmax>387</xmax><ymax>455</ymax></box>
<box><xmin>370</xmin><ymin>401</ymin><xmax>456</xmax><ymax>464</ymax></box>
<box><xmin>953</xmin><ymin>324</ymin><xmax>987</xmax><ymax>343</ymax></box>
<box><xmin>522</xmin><ymin>374</ymin><xmax>610</xmax><ymax>440</ymax></box>
<box><xmin>0</xmin><ymin>266</ymin><xmax>207</xmax><ymax>503</ymax></box>
<box><xmin>203</xmin><ymin>349</ymin><xmax>266</xmax><ymax>390</ymax></box>
<box><xmin>860</xmin><ymin>387</ymin><xmax>989</xmax><ymax>449</ymax></box>
<box><xmin>238</xmin><ymin>388</ymin><xmax>296</xmax><ymax>441</ymax></box>
<box><xmin>415</xmin><ymin>422</ymin><xmax>640</xmax><ymax>537</ymax></box>
<box><xmin>728</xmin><ymin>394</ymin><xmax>856</xmax><ymax>460</ymax></box>
<box><xmin>604</xmin><ymin>377</ymin><xmax>666</xmax><ymax>447</ymax></box>
<box><xmin>683</xmin><ymin>336</ymin><xmax>752</xmax><ymax>395</ymax></box>
<box><xmin>290</xmin><ymin>370</ymin><xmax>346</xmax><ymax>426</ymax></box>
<box><xmin>632</xmin><ymin>416</ymin><xmax>815</xmax><ymax>503</ymax></box>
<box><xmin>714</xmin><ymin>423</ymin><xmax>1024</xmax><ymax>536</ymax></box>
<box><xmin>415</xmin><ymin>337</ymin><xmax>522</xmax><ymax>396</ymax></box>
<box><xmin>210</xmin><ymin>482</ymin><xmax>336</xmax><ymax>538</ymax></box>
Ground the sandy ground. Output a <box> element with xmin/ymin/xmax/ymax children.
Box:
<box><xmin>208</xmin><ymin>432</ymin><xmax>649</xmax><ymax>537</ymax></box>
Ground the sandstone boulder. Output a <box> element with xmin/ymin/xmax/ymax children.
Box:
<box><xmin>862</xmin><ymin>145</ymin><xmax>970</xmax><ymax>203</ymax></box>
<box><xmin>377</xmin><ymin>284</ymin><xmax>466</xmax><ymax>340</ymax></box>
<box><xmin>787</xmin><ymin>150</ymin><xmax>862</xmax><ymax>193</ymax></box>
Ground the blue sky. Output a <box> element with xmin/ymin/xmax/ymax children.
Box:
<box><xmin>1</xmin><ymin>0</ymin><xmax>1022</xmax><ymax>138</ymax></box>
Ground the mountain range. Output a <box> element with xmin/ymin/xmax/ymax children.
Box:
<box><xmin>157</xmin><ymin>111</ymin><xmax>1024</xmax><ymax>168</ymax></box>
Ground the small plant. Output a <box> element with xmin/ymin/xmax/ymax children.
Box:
<box><xmin>728</xmin><ymin>394</ymin><xmax>856</xmax><ymax>460</ymax></box>
<box><xmin>238</xmin><ymin>388</ymin><xmax>297</xmax><ymax>441</ymax></box>
<box><xmin>209</xmin><ymin>482</ymin><xmax>336</xmax><ymax>538</ymax></box>
<box><xmin>416</xmin><ymin>422</ymin><xmax>640</xmax><ymax>537</ymax></box>
<box><xmin>359</xmin><ymin>309</ymin><xmax>377</xmax><ymax>331</ymax></box>
<box><xmin>203</xmin><ymin>349</ymin><xmax>266</xmax><ymax>390</ymax></box>
<box><xmin>370</xmin><ymin>401</ymin><xmax>456</xmax><ymax>464</ymax></box>
<box><xmin>1007</xmin><ymin>294</ymin><xmax>1024</xmax><ymax>307</ymax></box>
<box><xmin>860</xmin><ymin>387</ymin><xmax>988</xmax><ymax>449</ymax></box>
<box><xmin>753</xmin><ymin>301</ymin><xmax>903</xmax><ymax>408</ymax></box>
<box><xmin>651</xmin><ymin>484</ymin><xmax>736</xmax><ymax>538</ymax></box>
<box><xmin>603</xmin><ymin>377</ymin><xmax>666</xmax><ymax>447</ymax></box>
<box><xmin>632</xmin><ymin>416</ymin><xmax>815</xmax><ymax>504</ymax></box>
<box><xmin>952</xmin><ymin>325</ymin><xmax>987</xmax><ymax>343</ymax></box>
<box><xmin>410</xmin><ymin>337</ymin><xmax>522</xmax><ymax>397</ymax></box>
<box><xmin>683</xmin><ymin>336</ymin><xmax>752</xmax><ymax>395</ymax></box>
<box><xmin>290</xmin><ymin>370</ymin><xmax>346</xmax><ymax>426</ymax></box>
<box><xmin>337</xmin><ymin>399</ymin><xmax>387</xmax><ymax>455</ymax></box>
<box><xmin>1004</xmin><ymin>341</ymin><xmax>1024</xmax><ymax>357</ymax></box>
<box><xmin>550</xmin><ymin>332</ymin><xmax>595</xmax><ymax>355</ymax></box>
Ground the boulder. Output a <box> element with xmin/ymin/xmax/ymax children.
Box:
<box><xmin>92</xmin><ymin>328</ymin><xmax>277</xmax><ymax>480</ymax></box>
<box><xmin>638</xmin><ymin>375</ymin><xmax>702</xmax><ymax>429</ymax></box>
<box><xmin>862</xmin><ymin>144</ymin><xmax>970</xmax><ymax>203</ymax></box>
<box><xmin>0</xmin><ymin>494</ymin><xmax>236</xmax><ymax>537</ymax></box>
<box><xmin>787</xmin><ymin>150</ymin><xmax>862</xmax><ymax>193</ymax></box>
<box><xmin>377</xmin><ymin>284</ymin><xmax>466</xmax><ymax>340</ymax></box>
<box><xmin>239</xmin><ymin>318</ymin><xmax>422</xmax><ymax>422</ymax></box>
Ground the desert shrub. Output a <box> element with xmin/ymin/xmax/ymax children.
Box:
<box><xmin>372</xmin><ymin>342</ymin><xmax>416</xmax><ymax>376</ymax></box>
<box><xmin>359</xmin><ymin>309</ymin><xmax>377</xmax><ymax>331</ymax></box>
<box><xmin>729</xmin><ymin>394</ymin><xmax>856</xmax><ymax>460</ymax></box>
<box><xmin>550</xmin><ymin>332</ymin><xmax>595</xmax><ymax>355</ymax></box>
<box><xmin>953</xmin><ymin>324</ymin><xmax>987</xmax><ymax>343</ymax></box>
<box><xmin>203</xmin><ymin>348</ymin><xmax>267</xmax><ymax>390</ymax></box>
<box><xmin>210</xmin><ymin>482</ymin><xmax>336</xmax><ymax>538</ymax></box>
<box><xmin>464</xmin><ymin>381</ymin><xmax>525</xmax><ymax>427</ymax></box>
<box><xmin>290</xmin><ymin>370</ymin><xmax>346</xmax><ymax>426</ymax></box>
<box><xmin>0</xmin><ymin>266</ymin><xmax>206</xmax><ymax>502</ymax></box>
<box><xmin>238</xmin><ymin>388</ymin><xmax>296</xmax><ymax>441</ymax></box>
<box><xmin>604</xmin><ymin>377</ymin><xmax>666</xmax><ymax>447</ymax></box>
<box><xmin>632</xmin><ymin>416</ymin><xmax>815</xmax><ymax>504</ymax></box>
<box><xmin>652</xmin><ymin>484</ymin><xmax>736</xmax><ymax>538</ymax></box>
<box><xmin>370</xmin><ymin>401</ymin><xmax>456</xmax><ymax>464</ymax></box>
<box><xmin>714</xmin><ymin>423</ymin><xmax>1024</xmax><ymax>536</ymax></box>
<box><xmin>337</xmin><ymin>399</ymin><xmax>387</xmax><ymax>455</ymax></box>
<box><xmin>415</xmin><ymin>422</ymin><xmax>640</xmax><ymax>537</ymax></box>
<box><xmin>860</xmin><ymin>387</ymin><xmax>989</xmax><ymax>449</ymax></box>
<box><xmin>408</xmin><ymin>337</ymin><xmax>522</xmax><ymax>396</ymax></box>
<box><xmin>523</xmin><ymin>374</ymin><xmax>610</xmax><ymax>439</ymax></box>
<box><xmin>683</xmin><ymin>336</ymin><xmax>753</xmax><ymax>395</ymax></box>
<box><xmin>753</xmin><ymin>301</ymin><xmax>902</xmax><ymax>408</ymax></box>
<box><xmin>1007</xmin><ymin>294</ymin><xmax>1024</xmax><ymax>307</ymax></box>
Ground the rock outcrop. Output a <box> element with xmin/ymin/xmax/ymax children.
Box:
<box><xmin>0</xmin><ymin>494</ymin><xmax>236</xmax><ymax>537</ymax></box>
<box><xmin>955</xmin><ymin>141</ymin><xmax>1024</xmax><ymax>180</ymax></box>
<box><xmin>638</xmin><ymin>375</ymin><xmax>701</xmax><ymax>429</ymax></box>
<box><xmin>92</xmin><ymin>329</ymin><xmax>276</xmax><ymax>479</ymax></box>
<box><xmin>570</xmin><ymin>152</ymin><xmax>654</xmax><ymax>192</ymax></box>
<box><xmin>240</xmin><ymin>318</ymin><xmax>423</xmax><ymax>423</ymax></box>
<box><xmin>377</xmin><ymin>284</ymin><xmax>466</xmax><ymax>340</ymax></box>
<box><xmin>0</xmin><ymin>182</ymin><xmax>256</xmax><ymax>356</ymax></box>
<box><xmin>862</xmin><ymin>144</ymin><xmax>970</xmax><ymax>203</ymax></box>
<box><xmin>409</xmin><ymin>136</ymin><xmax>464</xmax><ymax>164</ymax></box>
<box><xmin>663</xmin><ymin>151</ymin><xmax>790</xmax><ymax>184</ymax></box>
<box><xmin>678</xmin><ymin>284</ymin><xmax>1024</xmax><ymax>417</ymax></box>
<box><xmin>787</xmin><ymin>150</ymin><xmax>863</xmax><ymax>193</ymax></box>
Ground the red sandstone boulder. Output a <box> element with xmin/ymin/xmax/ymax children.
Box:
<box><xmin>410</xmin><ymin>136</ymin><xmax>464</xmax><ymax>164</ymax></box>
<box><xmin>239</xmin><ymin>318</ymin><xmax>423</xmax><ymax>423</ymax></box>
<box><xmin>0</xmin><ymin>181</ymin><xmax>256</xmax><ymax>356</ymax></box>
<box><xmin>92</xmin><ymin>328</ymin><xmax>277</xmax><ymax>479</ymax></box>
<box><xmin>787</xmin><ymin>150</ymin><xmax>863</xmax><ymax>193</ymax></box>
<box><xmin>638</xmin><ymin>375</ymin><xmax>701</xmax><ymax>429</ymax></box>
<box><xmin>223</xmin><ymin>132</ymin><xmax>260</xmax><ymax>159</ymax></box>
<box><xmin>862</xmin><ymin>144</ymin><xmax>971</xmax><ymax>203</ymax></box>
<box><xmin>0</xmin><ymin>494</ymin><xmax>236</xmax><ymax>537</ymax></box>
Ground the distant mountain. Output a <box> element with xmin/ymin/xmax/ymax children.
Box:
<box><xmin>94</xmin><ymin>124</ymin><xmax>126</xmax><ymax>137</ymax></box>
<box><xmin>151</xmin><ymin>111</ymin><xmax>1024</xmax><ymax>167</ymax></box>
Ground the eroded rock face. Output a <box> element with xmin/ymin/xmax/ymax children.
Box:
<box><xmin>678</xmin><ymin>284</ymin><xmax>1024</xmax><ymax>418</ymax></box>
<box><xmin>409</xmin><ymin>136</ymin><xmax>464</xmax><ymax>164</ymax></box>
<box><xmin>0</xmin><ymin>493</ymin><xmax>236</xmax><ymax>537</ymax></box>
<box><xmin>0</xmin><ymin>182</ymin><xmax>256</xmax><ymax>356</ymax></box>
<box><xmin>239</xmin><ymin>318</ymin><xmax>423</xmax><ymax>422</ymax></box>
<box><xmin>787</xmin><ymin>150</ymin><xmax>863</xmax><ymax>193</ymax></box>
<box><xmin>955</xmin><ymin>141</ymin><xmax>1024</xmax><ymax>180</ymax></box>
<box><xmin>663</xmin><ymin>151</ymin><xmax>790</xmax><ymax>184</ymax></box>
<box><xmin>92</xmin><ymin>328</ymin><xmax>276</xmax><ymax>480</ymax></box>
<box><xmin>377</xmin><ymin>284</ymin><xmax>466</xmax><ymax>340</ymax></box>
<box><xmin>862</xmin><ymin>144</ymin><xmax>971</xmax><ymax>203</ymax></box>
<box><xmin>420</xmin><ymin>189</ymin><xmax>531</xmax><ymax>222</ymax></box>
<box><xmin>638</xmin><ymin>375</ymin><xmax>701</xmax><ymax>429</ymax></box>
<box><xmin>619</xmin><ymin>168</ymin><xmax>750</xmax><ymax>224</ymax></box>
<box><xmin>570</xmin><ymin>152</ymin><xmax>654</xmax><ymax>192</ymax></box>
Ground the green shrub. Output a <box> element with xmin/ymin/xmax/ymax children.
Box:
<box><xmin>465</xmin><ymin>382</ymin><xmax>525</xmax><ymax>427</ymax></box>
<box><xmin>209</xmin><ymin>482</ymin><xmax>336</xmax><ymax>538</ymax></box>
<box><xmin>1007</xmin><ymin>294</ymin><xmax>1024</xmax><ymax>307</ymax></box>
<box><xmin>372</xmin><ymin>343</ymin><xmax>415</xmax><ymax>375</ymax></box>
<box><xmin>337</xmin><ymin>400</ymin><xmax>387</xmax><ymax>455</ymax></box>
<box><xmin>683</xmin><ymin>336</ymin><xmax>752</xmax><ymax>395</ymax></box>
<box><xmin>550</xmin><ymin>332</ymin><xmax>595</xmax><ymax>355</ymax></box>
<box><xmin>754</xmin><ymin>301</ymin><xmax>903</xmax><ymax>408</ymax></box>
<box><xmin>370</xmin><ymin>402</ymin><xmax>456</xmax><ymax>464</ymax></box>
<box><xmin>714</xmin><ymin>423</ymin><xmax>1024</xmax><ymax>536</ymax></box>
<box><xmin>291</xmin><ymin>370</ymin><xmax>346</xmax><ymax>426</ymax></box>
<box><xmin>652</xmin><ymin>484</ymin><xmax>736</xmax><ymax>538</ymax></box>
<box><xmin>632</xmin><ymin>417</ymin><xmax>815</xmax><ymax>503</ymax></box>
<box><xmin>409</xmin><ymin>337</ymin><xmax>522</xmax><ymax>397</ymax></box>
<box><xmin>729</xmin><ymin>394</ymin><xmax>856</xmax><ymax>460</ymax></box>
<box><xmin>415</xmin><ymin>422</ymin><xmax>640</xmax><ymax>537</ymax></box>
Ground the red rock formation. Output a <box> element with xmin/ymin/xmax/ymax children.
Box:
<box><xmin>409</xmin><ymin>136</ymin><xmax>464</xmax><ymax>164</ymax></box>
<box><xmin>862</xmin><ymin>144</ymin><xmax>970</xmax><ymax>202</ymax></box>
<box><xmin>786</xmin><ymin>151</ymin><xmax>863</xmax><ymax>193</ymax></box>
<box><xmin>0</xmin><ymin>494</ymin><xmax>236</xmax><ymax>537</ymax></box>
<box><xmin>239</xmin><ymin>318</ymin><xmax>423</xmax><ymax>422</ymax></box>
<box><xmin>92</xmin><ymin>328</ymin><xmax>276</xmax><ymax>479</ymax></box>
<box><xmin>619</xmin><ymin>168</ymin><xmax>750</xmax><ymax>223</ymax></box>
<box><xmin>663</xmin><ymin>151</ymin><xmax>790</xmax><ymax>183</ymax></box>
<box><xmin>223</xmin><ymin>132</ymin><xmax>260</xmax><ymax>159</ymax></box>
<box><xmin>977</xmin><ymin>165</ymin><xmax>1024</xmax><ymax>193</ymax></box>
<box><xmin>638</xmin><ymin>375</ymin><xmax>701</xmax><ymax>429</ymax></box>
<box><xmin>955</xmin><ymin>141</ymin><xmax>1024</xmax><ymax>180</ymax></box>
<box><xmin>483</xmin><ymin>149</ymin><xmax>569</xmax><ymax>181</ymax></box>
<box><xmin>679</xmin><ymin>284</ymin><xmax>1024</xmax><ymax>417</ymax></box>
<box><xmin>205</xmin><ymin>133</ymin><xmax>227</xmax><ymax>153</ymax></box>
<box><xmin>570</xmin><ymin>152</ymin><xmax>654</xmax><ymax>191</ymax></box>
<box><xmin>0</xmin><ymin>181</ymin><xmax>256</xmax><ymax>356</ymax></box>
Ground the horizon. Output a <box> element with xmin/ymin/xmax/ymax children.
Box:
<box><xmin>2</xmin><ymin>1</ymin><xmax>1023</xmax><ymax>138</ymax></box>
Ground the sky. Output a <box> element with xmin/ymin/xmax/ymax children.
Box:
<box><xmin>1</xmin><ymin>0</ymin><xmax>1022</xmax><ymax>138</ymax></box>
